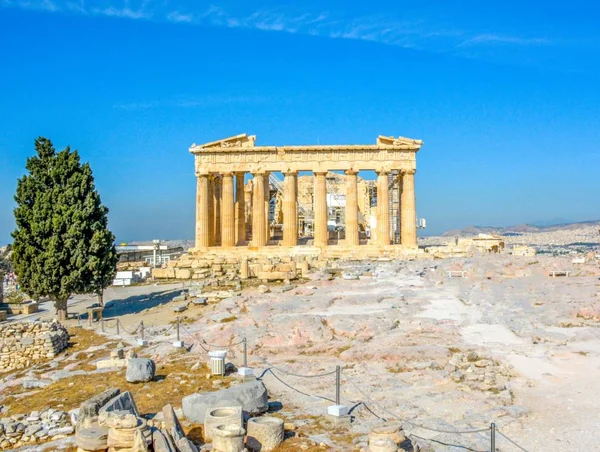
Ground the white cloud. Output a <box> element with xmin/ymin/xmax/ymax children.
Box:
<box><xmin>0</xmin><ymin>1</ymin><xmax>550</xmax><ymax>53</ymax></box>
<box><xmin>459</xmin><ymin>33</ymin><xmax>549</xmax><ymax>47</ymax></box>
<box><xmin>167</xmin><ymin>10</ymin><xmax>193</xmax><ymax>23</ymax></box>
<box><xmin>93</xmin><ymin>5</ymin><xmax>149</xmax><ymax>19</ymax></box>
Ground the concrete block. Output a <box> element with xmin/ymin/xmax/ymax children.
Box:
<box><xmin>327</xmin><ymin>405</ymin><xmax>349</xmax><ymax>417</ymax></box>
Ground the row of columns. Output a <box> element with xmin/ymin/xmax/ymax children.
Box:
<box><xmin>195</xmin><ymin>169</ymin><xmax>417</xmax><ymax>249</ymax></box>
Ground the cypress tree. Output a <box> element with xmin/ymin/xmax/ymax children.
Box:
<box><xmin>12</xmin><ymin>137</ymin><xmax>117</xmax><ymax>320</ymax></box>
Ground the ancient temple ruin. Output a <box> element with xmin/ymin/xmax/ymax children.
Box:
<box><xmin>190</xmin><ymin>134</ymin><xmax>423</xmax><ymax>253</ymax></box>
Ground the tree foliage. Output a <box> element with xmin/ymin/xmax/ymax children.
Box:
<box><xmin>12</xmin><ymin>137</ymin><xmax>118</xmax><ymax>319</ymax></box>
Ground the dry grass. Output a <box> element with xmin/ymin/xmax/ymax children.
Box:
<box><xmin>1</xmin><ymin>328</ymin><xmax>230</xmax><ymax>416</ymax></box>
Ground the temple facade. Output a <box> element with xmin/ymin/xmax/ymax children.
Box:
<box><xmin>189</xmin><ymin>134</ymin><xmax>423</xmax><ymax>252</ymax></box>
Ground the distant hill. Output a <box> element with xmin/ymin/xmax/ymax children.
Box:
<box><xmin>441</xmin><ymin>220</ymin><xmax>600</xmax><ymax>237</ymax></box>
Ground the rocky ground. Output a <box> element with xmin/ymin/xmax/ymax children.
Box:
<box><xmin>1</xmin><ymin>254</ymin><xmax>600</xmax><ymax>451</ymax></box>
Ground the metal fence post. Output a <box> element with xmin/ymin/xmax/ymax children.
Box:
<box><xmin>101</xmin><ymin>319</ymin><xmax>105</xmax><ymax>333</ymax></box>
<box><xmin>243</xmin><ymin>337</ymin><xmax>248</xmax><ymax>368</ymax></box>
<box><xmin>141</xmin><ymin>321</ymin><xmax>145</xmax><ymax>341</ymax></box>
<box><xmin>116</xmin><ymin>319</ymin><xmax>120</xmax><ymax>336</ymax></box>
<box><xmin>491</xmin><ymin>423</ymin><xmax>496</xmax><ymax>451</ymax></box>
<box><xmin>77</xmin><ymin>314</ymin><xmax>81</xmax><ymax>327</ymax></box>
<box><xmin>176</xmin><ymin>317</ymin><xmax>180</xmax><ymax>342</ymax></box>
<box><xmin>335</xmin><ymin>365</ymin><xmax>341</xmax><ymax>405</ymax></box>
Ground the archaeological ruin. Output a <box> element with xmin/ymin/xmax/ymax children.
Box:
<box><xmin>189</xmin><ymin>134</ymin><xmax>423</xmax><ymax>256</ymax></box>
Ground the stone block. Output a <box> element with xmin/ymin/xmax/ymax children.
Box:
<box><xmin>182</xmin><ymin>380</ymin><xmax>268</xmax><ymax>424</ymax></box>
<box><xmin>256</xmin><ymin>271</ymin><xmax>296</xmax><ymax>281</ymax></box>
<box><xmin>126</xmin><ymin>359</ymin><xmax>156</xmax><ymax>383</ymax></box>
<box><xmin>22</xmin><ymin>302</ymin><xmax>39</xmax><ymax>314</ymax></box>
<box><xmin>191</xmin><ymin>297</ymin><xmax>207</xmax><ymax>305</ymax></box>
<box><xmin>96</xmin><ymin>358</ymin><xmax>127</xmax><ymax>370</ymax></box>
<box><xmin>152</xmin><ymin>268</ymin><xmax>175</xmax><ymax>279</ymax></box>
<box><xmin>175</xmin><ymin>269</ymin><xmax>192</xmax><ymax>279</ymax></box>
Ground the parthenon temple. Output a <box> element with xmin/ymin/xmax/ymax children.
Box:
<box><xmin>190</xmin><ymin>133</ymin><xmax>423</xmax><ymax>255</ymax></box>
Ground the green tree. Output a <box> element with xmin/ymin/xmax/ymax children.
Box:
<box><xmin>12</xmin><ymin>137</ymin><xmax>117</xmax><ymax>320</ymax></box>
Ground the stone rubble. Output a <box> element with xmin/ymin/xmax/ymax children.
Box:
<box><xmin>0</xmin><ymin>408</ymin><xmax>73</xmax><ymax>450</ymax></box>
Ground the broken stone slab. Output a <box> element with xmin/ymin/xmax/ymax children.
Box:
<box><xmin>79</xmin><ymin>388</ymin><xmax>121</xmax><ymax>427</ymax></box>
<box><xmin>182</xmin><ymin>380</ymin><xmax>268</xmax><ymax>424</ymax></box>
<box><xmin>126</xmin><ymin>358</ymin><xmax>156</xmax><ymax>383</ymax></box>
<box><xmin>162</xmin><ymin>404</ymin><xmax>184</xmax><ymax>443</ymax></box>
<box><xmin>152</xmin><ymin>429</ymin><xmax>173</xmax><ymax>452</ymax></box>
<box><xmin>99</xmin><ymin>391</ymin><xmax>139</xmax><ymax>417</ymax></box>
<box><xmin>177</xmin><ymin>437</ymin><xmax>199</xmax><ymax>452</ymax></box>
<box><xmin>191</xmin><ymin>297</ymin><xmax>207</xmax><ymax>305</ymax></box>
<box><xmin>173</xmin><ymin>305</ymin><xmax>188</xmax><ymax>313</ymax></box>
<box><xmin>47</xmin><ymin>425</ymin><xmax>74</xmax><ymax>436</ymax></box>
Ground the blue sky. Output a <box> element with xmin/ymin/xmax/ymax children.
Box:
<box><xmin>1</xmin><ymin>0</ymin><xmax>599</xmax><ymax>243</ymax></box>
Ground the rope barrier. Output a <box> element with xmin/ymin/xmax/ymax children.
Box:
<box><xmin>258</xmin><ymin>368</ymin><xmax>336</xmax><ymax>403</ymax></box>
<box><xmin>497</xmin><ymin>430</ymin><xmax>530</xmax><ymax>452</ymax></box>
<box><xmin>202</xmin><ymin>338</ymin><xmax>246</xmax><ymax>348</ymax></box>
<box><xmin>256</xmin><ymin>356</ymin><xmax>337</xmax><ymax>378</ymax></box>
<box><xmin>81</xmin><ymin>316</ymin><xmax>531</xmax><ymax>451</ymax></box>
<box><xmin>347</xmin><ymin>402</ymin><xmax>386</xmax><ymax>421</ymax></box>
<box><xmin>119</xmin><ymin>322</ymin><xmax>142</xmax><ymax>335</ymax></box>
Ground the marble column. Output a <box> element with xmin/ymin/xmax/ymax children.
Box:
<box><xmin>207</xmin><ymin>176</ymin><xmax>214</xmax><ymax>246</ymax></box>
<box><xmin>221</xmin><ymin>172</ymin><xmax>235</xmax><ymax>248</ymax></box>
<box><xmin>400</xmin><ymin>169</ymin><xmax>417</xmax><ymax>247</ymax></box>
<box><xmin>313</xmin><ymin>171</ymin><xmax>328</xmax><ymax>247</ymax></box>
<box><xmin>251</xmin><ymin>172</ymin><xmax>266</xmax><ymax>247</ymax></box>
<box><xmin>244</xmin><ymin>183</ymin><xmax>252</xmax><ymax>242</ymax></box>
<box><xmin>264</xmin><ymin>172</ymin><xmax>271</xmax><ymax>243</ymax></box>
<box><xmin>377</xmin><ymin>170</ymin><xmax>390</xmax><ymax>246</ymax></box>
<box><xmin>195</xmin><ymin>174</ymin><xmax>210</xmax><ymax>249</ymax></box>
<box><xmin>282</xmin><ymin>171</ymin><xmax>298</xmax><ymax>246</ymax></box>
<box><xmin>213</xmin><ymin>175</ymin><xmax>222</xmax><ymax>246</ymax></box>
<box><xmin>345</xmin><ymin>170</ymin><xmax>359</xmax><ymax>246</ymax></box>
<box><xmin>235</xmin><ymin>173</ymin><xmax>246</xmax><ymax>245</ymax></box>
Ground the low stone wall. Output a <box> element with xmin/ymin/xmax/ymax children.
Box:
<box><xmin>0</xmin><ymin>321</ymin><xmax>69</xmax><ymax>372</ymax></box>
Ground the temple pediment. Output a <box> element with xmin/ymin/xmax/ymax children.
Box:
<box><xmin>377</xmin><ymin>135</ymin><xmax>423</xmax><ymax>146</ymax></box>
<box><xmin>196</xmin><ymin>133</ymin><xmax>257</xmax><ymax>149</ymax></box>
